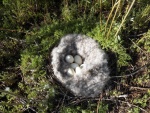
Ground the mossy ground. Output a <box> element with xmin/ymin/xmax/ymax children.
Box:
<box><xmin>0</xmin><ymin>0</ymin><xmax>150</xmax><ymax>113</ymax></box>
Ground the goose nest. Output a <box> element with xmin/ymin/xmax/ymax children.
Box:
<box><xmin>51</xmin><ymin>34</ymin><xmax>110</xmax><ymax>97</ymax></box>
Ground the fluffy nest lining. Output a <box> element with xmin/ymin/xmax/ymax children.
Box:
<box><xmin>51</xmin><ymin>34</ymin><xmax>110</xmax><ymax>97</ymax></box>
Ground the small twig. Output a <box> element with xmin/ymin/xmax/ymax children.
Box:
<box><xmin>5</xmin><ymin>66</ymin><xmax>20</xmax><ymax>70</ymax></box>
<box><xmin>118</xmin><ymin>100</ymin><xmax>148</xmax><ymax>113</ymax></box>
<box><xmin>111</xmin><ymin>63</ymin><xmax>150</xmax><ymax>78</ymax></box>
<box><xmin>130</xmin><ymin>86</ymin><xmax>150</xmax><ymax>90</ymax></box>
<box><xmin>27</xmin><ymin>107</ymin><xmax>37</xmax><ymax>113</ymax></box>
<box><xmin>61</xmin><ymin>91</ymin><xmax>68</xmax><ymax>107</ymax></box>
<box><xmin>0</xmin><ymin>89</ymin><xmax>30</xmax><ymax>104</ymax></box>
<box><xmin>100</xmin><ymin>97</ymin><xmax>148</xmax><ymax>113</ymax></box>
<box><xmin>129</xmin><ymin>38</ymin><xmax>148</xmax><ymax>56</ymax></box>
<box><xmin>96</xmin><ymin>93</ymin><xmax>102</xmax><ymax>113</ymax></box>
<box><xmin>0</xmin><ymin>102</ymin><xmax>23</xmax><ymax>106</ymax></box>
<box><xmin>111</xmin><ymin>94</ymin><xmax>128</xmax><ymax>99</ymax></box>
<box><xmin>0</xmin><ymin>28</ymin><xmax>21</xmax><ymax>32</ymax></box>
<box><xmin>0</xmin><ymin>28</ymin><xmax>32</xmax><ymax>35</ymax></box>
<box><xmin>114</xmin><ymin>81</ymin><xmax>150</xmax><ymax>90</ymax></box>
<box><xmin>8</xmin><ymin>36</ymin><xmax>26</xmax><ymax>43</ymax></box>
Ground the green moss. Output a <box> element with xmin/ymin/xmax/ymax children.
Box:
<box><xmin>88</xmin><ymin>25</ymin><xmax>131</xmax><ymax>67</ymax></box>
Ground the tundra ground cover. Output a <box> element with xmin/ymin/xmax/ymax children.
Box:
<box><xmin>0</xmin><ymin>0</ymin><xmax>150</xmax><ymax>112</ymax></box>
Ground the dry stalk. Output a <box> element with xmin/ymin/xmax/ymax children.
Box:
<box><xmin>106</xmin><ymin>0</ymin><xmax>121</xmax><ymax>38</ymax></box>
<box><xmin>104</xmin><ymin>0</ymin><xmax>120</xmax><ymax>34</ymax></box>
<box><xmin>115</xmin><ymin>0</ymin><xmax>136</xmax><ymax>37</ymax></box>
<box><xmin>99</xmin><ymin>0</ymin><xmax>102</xmax><ymax>31</ymax></box>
